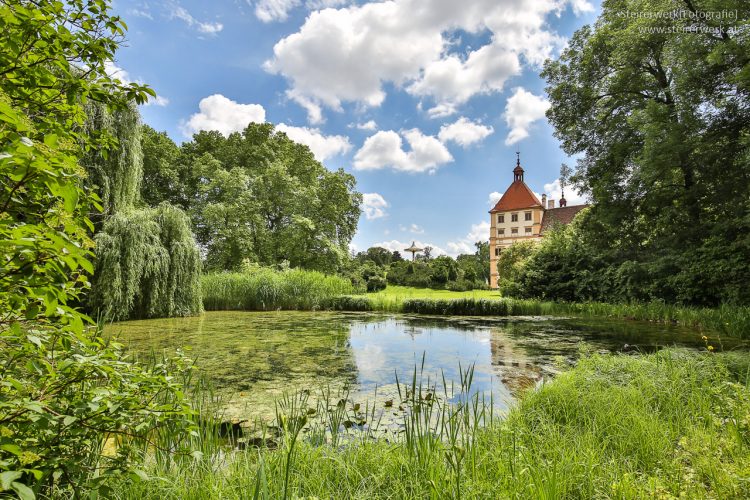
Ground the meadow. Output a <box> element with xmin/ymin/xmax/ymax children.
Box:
<box><xmin>116</xmin><ymin>349</ymin><xmax>750</xmax><ymax>499</ymax></box>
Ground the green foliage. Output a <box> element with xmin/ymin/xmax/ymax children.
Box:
<box><xmin>116</xmin><ymin>351</ymin><xmax>750</xmax><ymax>498</ymax></box>
<box><xmin>91</xmin><ymin>203</ymin><xmax>203</xmax><ymax>321</ymax></box>
<box><xmin>366</xmin><ymin>275</ymin><xmax>387</xmax><ymax>292</ymax></box>
<box><xmin>141</xmin><ymin>124</ymin><xmax>362</xmax><ymax>273</ymax></box>
<box><xmin>201</xmin><ymin>267</ymin><xmax>355</xmax><ymax>311</ymax></box>
<box><xmin>82</xmin><ymin>100</ymin><xmax>143</xmax><ymax>223</ymax></box>
<box><xmin>496</xmin><ymin>240</ymin><xmax>535</xmax><ymax>296</ymax></box>
<box><xmin>0</xmin><ymin>0</ymin><xmax>198</xmax><ymax>496</ymax></box>
<box><xmin>0</xmin><ymin>328</ymin><xmax>197</xmax><ymax>497</ymax></box>
<box><xmin>541</xmin><ymin>0</ymin><xmax>750</xmax><ymax>306</ymax></box>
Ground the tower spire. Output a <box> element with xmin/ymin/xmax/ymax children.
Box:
<box><xmin>513</xmin><ymin>149</ymin><xmax>524</xmax><ymax>182</ymax></box>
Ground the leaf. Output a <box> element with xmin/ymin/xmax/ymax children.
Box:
<box><xmin>0</xmin><ymin>471</ymin><xmax>22</xmax><ymax>490</ymax></box>
<box><xmin>11</xmin><ymin>481</ymin><xmax>35</xmax><ymax>500</ymax></box>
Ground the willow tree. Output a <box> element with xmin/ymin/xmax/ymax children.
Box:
<box><xmin>82</xmin><ymin>102</ymin><xmax>202</xmax><ymax>320</ymax></box>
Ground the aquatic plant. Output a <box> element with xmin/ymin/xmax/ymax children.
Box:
<box><xmin>201</xmin><ymin>267</ymin><xmax>354</xmax><ymax>311</ymax></box>
<box><xmin>113</xmin><ymin>350</ymin><xmax>750</xmax><ymax>498</ymax></box>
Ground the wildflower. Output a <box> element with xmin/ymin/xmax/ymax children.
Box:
<box><xmin>701</xmin><ymin>336</ymin><xmax>708</xmax><ymax>341</ymax></box>
<box><xmin>707</xmin><ymin>345</ymin><xmax>714</xmax><ymax>352</ymax></box>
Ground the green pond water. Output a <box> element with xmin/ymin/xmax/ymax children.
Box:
<box><xmin>106</xmin><ymin>311</ymin><xmax>738</xmax><ymax>422</ymax></box>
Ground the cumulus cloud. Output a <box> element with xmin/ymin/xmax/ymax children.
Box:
<box><xmin>372</xmin><ymin>239</ymin><xmax>447</xmax><ymax>257</ymax></box>
<box><xmin>438</xmin><ymin>117</ymin><xmax>494</xmax><ymax>147</ymax></box>
<box><xmin>182</xmin><ymin>94</ymin><xmax>266</xmax><ymax>136</ymax></box>
<box><xmin>353</xmin><ymin>129</ymin><xmax>453</xmax><ymax>173</ymax></box>
<box><xmin>169</xmin><ymin>3</ymin><xmax>223</xmax><ymax>34</ymax></box>
<box><xmin>276</xmin><ymin>124</ymin><xmax>351</xmax><ymax>161</ymax></box>
<box><xmin>104</xmin><ymin>61</ymin><xmax>169</xmax><ymax>107</ymax></box>
<box><xmin>446</xmin><ymin>221</ymin><xmax>490</xmax><ymax>256</ymax></box>
<box><xmin>543</xmin><ymin>178</ymin><xmax>588</xmax><ymax>206</ymax></box>
<box><xmin>503</xmin><ymin>87</ymin><xmax>551</xmax><ymax>145</ymax></box>
<box><xmin>265</xmin><ymin>0</ymin><xmax>582</xmax><ymax>122</ymax></box>
<box><xmin>361</xmin><ymin>193</ymin><xmax>388</xmax><ymax>220</ymax></box>
<box><xmin>181</xmin><ymin>95</ymin><xmax>350</xmax><ymax>161</ymax></box>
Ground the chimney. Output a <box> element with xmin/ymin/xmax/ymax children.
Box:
<box><xmin>541</xmin><ymin>193</ymin><xmax>547</xmax><ymax>209</ymax></box>
<box><xmin>548</xmin><ymin>199</ymin><xmax>555</xmax><ymax>209</ymax></box>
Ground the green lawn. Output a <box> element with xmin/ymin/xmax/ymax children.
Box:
<box><xmin>367</xmin><ymin>285</ymin><xmax>501</xmax><ymax>300</ymax></box>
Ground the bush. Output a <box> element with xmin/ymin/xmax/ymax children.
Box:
<box><xmin>366</xmin><ymin>276</ymin><xmax>387</xmax><ymax>292</ymax></box>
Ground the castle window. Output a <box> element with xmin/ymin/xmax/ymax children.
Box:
<box><xmin>525</xmin><ymin>227</ymin><xmax>532</xmax><ymax>234</ymax></box>
<box><xmin>498</xmin><ymin>228</ymin><xmax>505</xmax><ymax>235</ymax></box>
<box><xmin>511</xmin><ymin>213</ymin><xmax>518</xmax><ymax>222</ymax></box>
<box><xmin>498</xmin><ymin>214</ymin><xmax>504</xmax><ymax>223</ymax></box>
<box><xmin>525</xmin><ymin>211</ymin><xmax>532</xmax><ymax>221</ymax></box>
<box><xmin>495</xmin><ymin>248</ymin><xmax>502</xmax><ymax>256</ymax></box>
<box><xmin>511</xmin><ymin>227</ymin><xmax>518</xmax><ymax>235</ymax></box>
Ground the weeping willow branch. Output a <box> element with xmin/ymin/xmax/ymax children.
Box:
<box><xmin>90</xmin><ymin>203</ymin><xmax>202</xmax><ymax>321</ymax></box>
<box><xmin>81</xmin><ymin>101</ymin><xmax>202</xmax><ymax>320</ymax></box>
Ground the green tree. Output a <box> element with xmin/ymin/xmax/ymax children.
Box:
<box><xmin>151</xmin><ymin>123</ymin><xmax>362</xmax><ymax>272</ymax></box>
<box><xmin>140</xmin><ymin>125</ymin><xmax>183</xmax><ymax>208</ymax></box>
<box><xmin>541</xmin><ymin>0</ymin><xmax>750</xmax><ymax>305</ymax></box>
<box><xmin>0</xmin><ymin>1</ymin><xmax>195</xmax><ymax>495</ymax></box>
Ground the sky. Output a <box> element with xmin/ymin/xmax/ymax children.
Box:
<box><xmin>111</xmin><ymin>0</ymin><xmax>601</xmax><ymax>257</ymax></box>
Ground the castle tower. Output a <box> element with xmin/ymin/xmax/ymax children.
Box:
<box><xmin>488</xmin><ymin>154</ymin><xmax>544</xmax><ymax>288</ymax></box>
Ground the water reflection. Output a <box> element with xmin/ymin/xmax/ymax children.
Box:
<box><xmin>106</xmin><ymin>311</ymin><xmax>738</xmax><ymax>421</ymax></box>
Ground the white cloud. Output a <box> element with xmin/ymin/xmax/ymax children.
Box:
<box><xmin>353</xmin><ymin>129</ymin><xmax>453</xmax><ymax>174</ymax></box>
<box><xmin>276</xmin><ymin>124</ymin><xmax>351</xmax><ymax>161</ymax></box>
<box><xmin>543</xmin><ymin>178</ymin><xmax>588</xmax><ymax>206</ymax></box>
<box><xmin>438</xmin><ymin>117</ymin><xmax>494</xmax><ymax>147</ymax></box>
<box><xmin>570</xmin><ymin>0</ymin><xmax>595</xmax><ymax>15</ymax></box>
<box><xmin>104</xmin><ymin>61</ymin><xmax>169</xmax><ymax>107</ymax></box>
<box><xmin>488</xmin><ymin>191</ymin><xmax>503</xmax><ymax>207</ymax></box>
<box><xmin>350</xmin><ymin>120</ymin><xmax>378</xmax><ymax>131</ymax></box>
<box><xmin>181</xmin><ymin>95</ymin><xmax>349</xmax><ymax>161</ymax></box>
<box><xmin>372</xmin><ymin>239</ymin><xmax>447</xmax><ymax>257</ymax></box>
<box><xmin>265</xmin><ymin>0</ymin><xmax>582</xmax><ymax>122</ymax></box>
<box><xmin>361</xmin><ymin>193</ymin><xmax>388</xmax><ymax>220</ymax></box>
<box><xmin>503</xmin><ymin>87</ymin><xmax>551</xmax><ymax>145</ymax></box>
<box><xmin>169</xmin><ymin>4</ymin><xmax>223</xmax><ymax>34</ymax></box>
<box><xmin>182</xmin><ymin>94</ymin><xmax>266</xmax><ymax>136</ymax></box>
<box><xmin>404</xmin><ymin>223</ymin><xmax>425</xmax><ymax>234</ymax></box>
<box><xmin>446</xmin><ymin>221</ymin><xmax>490</xmax><ymax>256</ymax></box>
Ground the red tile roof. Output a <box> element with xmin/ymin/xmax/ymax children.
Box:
<box><xmin>490</xmin><ymin>180</ymin><xmax>543</xmax><ymax>212</ymax></box>
<box><xmin>540</xmin><ymin>205</ymin><xmax>588</xmax><ymax>234</ymax></box>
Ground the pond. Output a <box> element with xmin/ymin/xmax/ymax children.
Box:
<box><xmin>106</xmin><ymin>311</ymin><xmax>735</xmax><ymax>423</ymax></box>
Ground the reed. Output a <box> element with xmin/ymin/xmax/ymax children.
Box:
<box><xmin>325</xmin><ymin>293</ymin><xmax>750</xmax><ymax>339</ymax></box>
<box><xmin>201</xmin><ymin>268</ymin><xmax>355</xmax><ymax>311</ymax></box>
<box><xmin>114</xmin><ymin>349</ymin><xmax>750</xmax><ymax>499</ymax></box>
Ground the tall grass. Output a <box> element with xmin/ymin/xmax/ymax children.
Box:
<box><xmin>115</xmin><ymin>350</ymin><xmax>750</xmax><ymax>498</ymax></box>
<box><xmin>201</xmin><ymin>268</ymin><xmax>355</xmax><ymax>311</ymax></box>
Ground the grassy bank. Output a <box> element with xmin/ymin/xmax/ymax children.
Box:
<box><xmin>201</xmin><ymin>268</ymin><xmax>354</xmax><ymax>311</ymax></box>
<box><xmin>116</xmin><ymin>350</ymin><xmax>750</xmax><ymax>498</ymax></box>
<box><xmin>328</xmin><ymin>291</ymin><xmax>750</xmax><ymax>338</ymax></box>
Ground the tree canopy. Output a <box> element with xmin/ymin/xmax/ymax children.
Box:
<box><xmin>534</xmin><ymin>0</ymin><xmax>750</xmax><ymax>305</ymax></box>
<box><xmin>141</xmin><ymin>123</ymin><xmax>363</xmax><ymax>273</ymax></box>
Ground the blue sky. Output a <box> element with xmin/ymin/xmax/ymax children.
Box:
<box><xmin>111</xmin><ymin>0</ymin><xmax>600</xmax><ymax>256</ymax></box>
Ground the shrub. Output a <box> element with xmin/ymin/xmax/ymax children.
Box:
<box><xmin>366</xmin><ymin>276</ymin><xmax>387</xmax><ymax>292</ymax></box>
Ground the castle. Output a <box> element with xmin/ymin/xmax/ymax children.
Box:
<box><xmin>489</xmin><ymin>155</ymin><xmax>587</xmax><ymax>288</ymax></box>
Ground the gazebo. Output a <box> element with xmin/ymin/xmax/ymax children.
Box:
<box><xmin>404</xmin><ymin>241</ymin><xmax>423</xmax><ymax>261</ymax></box>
